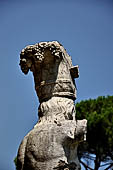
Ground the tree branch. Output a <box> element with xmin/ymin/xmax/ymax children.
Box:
<box><xmin>80</xmin><ymin>159</ymin><xmax>94</xmax><ymax>170</ymax></box>
<box><xmin>104</xmin><ymin>163</ymin><xmax>113</xmax><ymax>170</ymax></box>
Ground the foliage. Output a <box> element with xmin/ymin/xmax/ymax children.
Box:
<box><xmin>76</xmin><ymin>96</ymin><xmax>113</xmax><ymax>170</ymax></box>
<box><xmin>14</xmin><ymin>157</ymin><xmax>17</xmax><ymax>169</ymax></box>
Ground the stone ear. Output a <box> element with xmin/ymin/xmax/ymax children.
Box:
<box><xmin>70</xmin><ymin>65</ymin><xmax>79</xmax><ymax>78</ymax></box>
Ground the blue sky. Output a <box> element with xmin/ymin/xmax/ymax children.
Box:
<box><xmin>0</xmin><ymin>0</ymin><xmax>113</xmax><ymax>170</ymax></box>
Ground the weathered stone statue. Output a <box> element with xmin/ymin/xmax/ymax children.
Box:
<box><xmin>17</xmin><ymin>41</ymin><xmax>87</xmax><ymax>170</ymax></box>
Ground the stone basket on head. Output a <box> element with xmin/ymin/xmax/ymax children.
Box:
<box><xmin>20</xmin><ymin>41</ymin><xmax>79</xmax><ymax>103</ymax></box>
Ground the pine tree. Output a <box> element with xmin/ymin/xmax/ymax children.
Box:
<box><xmin>76</xmin><ymin>96</ymin><xmax>113</xmax><ymax>170</ymax></box>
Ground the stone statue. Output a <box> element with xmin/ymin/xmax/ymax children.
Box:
<box><xmin>17</xmin><ymin>41</ymin><xmax>87</xmax><ymax>170</ymax></box>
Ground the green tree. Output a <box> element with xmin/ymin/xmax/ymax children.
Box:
<box><xmin>14</xmin><ymin>157</ymin><xmax>17</xmax><ymax>170</ymax></box>
<box><xmin>76</xmin><ymin>96</ymin><xmax>113</xmax><ymax>170</ymax></box>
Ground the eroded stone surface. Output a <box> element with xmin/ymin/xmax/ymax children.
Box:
<box><xmin>17</xmin><ymin>41</ymin><xmax>87</xmax><ymax>170</ymax></box>
<box><xmin>20</xmin><ymin>41</ymin><xmax>79</xmax><ymax>102</ymax></box>
<box><xmin>17</xmin><ymin>120</ymin><xmax>87</xmax><ymax>170</ymax></box>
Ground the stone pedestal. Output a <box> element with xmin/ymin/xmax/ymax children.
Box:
<box><xmin>17</xmin><ymin>41</ymin><xmax>87</xmax><ymax>170</ymax></box>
